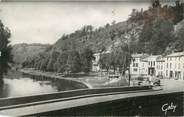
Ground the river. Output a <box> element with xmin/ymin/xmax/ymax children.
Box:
<box><xmin>0</xmin><ymin>70</ymin><xmax>87</xmax><ymax>98</ymax></box>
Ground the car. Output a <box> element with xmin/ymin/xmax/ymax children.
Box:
<box><xmin>152</xmin><ymin>77</ymin><xmax>161</xmax><ymax>86</ymax></box>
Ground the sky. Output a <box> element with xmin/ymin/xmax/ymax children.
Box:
<box><xmin>0</xmin><ymin>2</ymin><xmax>151</xmax><ymax>44</ymax></box>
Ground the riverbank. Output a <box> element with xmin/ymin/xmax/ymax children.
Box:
<box><xmin>19</xmin><ymin>68</ymin><xmax>129</xmax><ymax>89</ymax></box>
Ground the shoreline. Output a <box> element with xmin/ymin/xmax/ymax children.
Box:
<box><xmin>19</xmin><ymin>68</ymin><xmax>94</xmax><ymax>89</ymax></box>
<box><xmin>19</xmin><ymin>68</ymin><xmax>129</xmax><ymax>89</ymax></box>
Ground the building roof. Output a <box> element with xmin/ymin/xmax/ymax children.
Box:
<box><xmin>146</xmin><ymin>55</ymin><xmax>160</xmax><ymax>59</ymax></box>
<box><xmin>166</xmin><ymin>52</ymin><xmax>184</xmax><ymax>57</ymax></box>
<box><xmin>131</xmin><ymin>53</ymin><xmax>149</xmax><ymax>58</ymax></box>
<box><xmin>156</xmin><ymin>56</ymin><xmax>165</xmax><ymax>62</ymax></box>
<box><xmin>141</xmin><ymin>55</ymin><xmax>160</xmax><ymax>62</ymax></box>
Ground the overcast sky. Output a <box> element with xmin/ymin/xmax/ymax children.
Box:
<box><xmin>0</xmin><ymin>2</ymin><xmax>151</xmax><ymax>44</ymax></box>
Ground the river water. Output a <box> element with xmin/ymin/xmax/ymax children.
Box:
<box><xmin>0</xmin><ymin>71</ymin><xmax>87</xmax><ymax>98</ymax></box>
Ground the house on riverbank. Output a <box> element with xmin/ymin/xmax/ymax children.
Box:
<box><xmin>92</xmin><ymin>53</ymin><xmax>101</xmax><ymax>72</ymax></box>
<box><xmin>92</xmin><ymin>51</ymin><xmax>184</xmax><ymax>80</ymax></box>
<box><xmin>164</xmin><ymin>52</ymin><xmax>184</xmax><ymax>80</ymax></box>
<box><xmin>129</xmin><ymin>54</ymin><xmax>149</xmax><ymax>76</ymax></box>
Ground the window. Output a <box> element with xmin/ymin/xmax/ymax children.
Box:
<box><xmin>133</xmin><ymin>68</ymin><xmax>137</xmax><ymax>72</ymax></box>
<box><xmin>170</xmin><ymin>63</ymin><xmax>172</xmax><ymax>69</ymax></box>
<box><xmin>178</xmin><ymin>63</ymin><xmax>180</xmax><ymax>69</ymax></box>
<box><xmin>166</xmin><ymin>70</ymin><xmax>168</xmax><ymax>76</ymax></box>
<box><xmin>153</xmin><ymin>61</ymin><xmax>155</xmax><ymax>66</ymax></box>
<box><xmin>175</xmin><ymin>71</ymin><xmax>177</xmax><ymax>77</ymax></box>
<box><xmin>136</xmin><ymin>63</ymin><xmax>138</xmax><ymax>67</ymax></box>
<box><xmin>167</xmin><ymin>63</ymin><xmax>168</xmax><ymax>68</ymax></box>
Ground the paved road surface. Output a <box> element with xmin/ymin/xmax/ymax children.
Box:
<box><xmin>160</xmin><ymin>79</ymin><xmax>184</xmax><ymax>93</ymax></box>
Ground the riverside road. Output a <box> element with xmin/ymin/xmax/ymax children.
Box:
<box><xmin>0</xmin><ymin>79</ymin><xmax>183</xmax><ymax>116</ymax></box>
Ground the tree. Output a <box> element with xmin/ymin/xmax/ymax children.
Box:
<box><xmin>57</xmin><ymin>52</ymin><xmax>68</xmax><ymax>73</ymax></box>
<box><xmin>98</xmin><ymin>53</ymin><xmax>111</xmax><ymax>72</ymax></box>
<box><xmin>0</xmin><ymin>20</ymin><xmax>12</xmax><ymax>84</ymax></box>
<box><xmin>152</xmin><ymin>0</ymin><xmax>161</xmax><ymax>8</ymax></box>
<box><xmin>80</xmin><ymin>47</ymin><xmax>95</xmax><ymax>73</ymax></box>
<box><xmin>114</xmin><ymin>44</ymin><xmax>131</xmax><ymax>75</ymax></box>
<box><xmin>174</xmin><ymin>0</ymin><xmax>183</xmax><ymax>23</ymax></box>
<box><xmin>46</xmin><ymin>51</ymin><xmax>59</xmax><ymax>71</ymax></box>
<box><xmin>67</xmin><ymin>50</ymin><xmax>81</xmax><ymax>73</ymax></box>
<box><xmin>99</xmin><ymin>43</ymin><xmax>131</xmax><ymax>76</ymax></box>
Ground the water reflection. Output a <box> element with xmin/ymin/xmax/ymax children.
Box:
<box><xmin>0</xmin><ymin>71</ymin><xmax>87</xmax><ymax>98</ymax></box>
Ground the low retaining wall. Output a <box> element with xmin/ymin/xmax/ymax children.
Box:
<box><xmin>0</xmin><ymin>86</ymin><xmax>152</xmax><ymax>108</ymax></box>
<box><xmin>34</xmin><ymin>91</ymin><xmax>184</xmax><ymax>116</ymax></box>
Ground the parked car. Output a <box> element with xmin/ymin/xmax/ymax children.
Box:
<box><xmin>156</xmin><ymin>75</ymin><xmax>163</xmax><ymax>79</ymax></box>
<box><xmin>152</xmin><ymin>77</ymin><xmax>161</xmax><ymax>86</ymax></box>
<box><xmin>137</xmin><ymin>75</ymin><xmax>149</xmax><ymax>86</ymax></box>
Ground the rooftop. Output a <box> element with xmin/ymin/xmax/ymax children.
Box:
<box><xmin>166</xmin><ymin>52</ymin><xmax>184</xmax><ymax>57</ymax></box>
<box><xmin>131</xmin><ymin>53</ymin><xmax>149</xmax><ymax>58</ymax></box>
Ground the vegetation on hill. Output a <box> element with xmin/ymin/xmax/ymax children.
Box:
<box><xmin>168</xmin><ymin>20</ymin><xmax>184</xmax><ymax>52</ymax></box>
<box><xmin>127</xmin><ymin>0</ymin><xmax>183</xmax><ymax>54</ymax></box>
<box><xmin>12</xmin><ymin>43</ymin><xmax>50</xmax><ymax>64</ymax></box>
<box><xmin>22</xmin><ymin>0</ymin><xmax>184</xmax><ymax>75</ymax></box>
<box><xmin>22</xmin><ymin>47</ymin><xmax>95</xmax><ymax>73</ymax></box>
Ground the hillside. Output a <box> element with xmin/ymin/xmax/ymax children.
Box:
<box><xmin>22</xmin><ymin>1</ymin><xmax>184</xmax><ymax>73</ymax></box>
<box><xmin>52</xmin><ymin>21</ymin><xmax>128</xmax><ymax>53</ymax></box>
<box><xmin>12</xmin><ymin>43</ymin><xmax>50</xmax><ymax>64</ymax></box>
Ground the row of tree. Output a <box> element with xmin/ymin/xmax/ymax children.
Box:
<box><xmin>22</xmin><ymin>47</ymin><xmax>95</xmax><ymax>74</ymax></box>
<box><xmin>98</xmin><ymin>44</ymin><xmax>131</xmax><ymax>75</ymax></box>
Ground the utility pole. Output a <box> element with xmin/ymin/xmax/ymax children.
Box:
<box><xmin>126</xmin><ymin>21</ymin><xmax>132</xmax><ymax>86</ymax></box>
<box><xmin>128</xmin><ymin>64</ymin><xmax>131</xmax><ymax>86</ymax></box>
<box><xmin>128</xmin><ymin>39</ymin><xmax>131</xmax><ymax>86</ymax></box>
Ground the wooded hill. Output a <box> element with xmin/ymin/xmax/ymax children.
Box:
<box><xmin>22</xmin><ymin>0</ymin><xmax>184</xmax><ymax>74</ymax></box>
<box><xmin>12</xmin><ymin>43</ymin><xmax>50</xmax><ymax>64</ymax></box>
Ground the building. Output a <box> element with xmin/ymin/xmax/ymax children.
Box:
<box><xmin>92</xmin><ymin>50</ymin><xmax>111</xmax><ymax>72</ymax></box>
<box><xmin>92</xmin><ymin>53</ymin><xmax>101</xmax><ymax>72</ymax></box>
<box><xmin>156</xmin><ymin>56</ymin><xmax>165</xmax><ymax>77</ymax></box>
<box><xmin>93</xmin><ymin>51</ymin><xmax>184</xmax><ymax>80</ymax></box>
<box><xmin>146</xmin><ymin>55</ymin><xmax>161</xmax><ymax>76</ymax></box>
<box><xmin>130</xmin><ymin>54</ymin><xmax>149</xmax><ymax>76</ymax></box>
<box><xmin>164</xmin><ymin>52</ymin><xmax>184</xmax><ymax>80</ymax></box>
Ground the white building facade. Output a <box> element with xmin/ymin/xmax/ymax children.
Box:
<box><xmin>93</xmin><ymin>51</ymin><xmax>184</xmax><ymax>80</ymax></box>
<box><xmin>164</xmin><ymin>52</ymin><xmax>184</xmax><ymax>80</ymax></box>
<box><xmin>130</xmin><ymin>54</ymin><xmax>149</xmax><ymax>76</ymax></box>
<box><xmin>92</xmin><ymin>53</ymin><xmax>100</xmax><ymax>72</ymax></box>
<box><xmin>156</xmin><ymin>56</ymin><xmax>165</xmax><ymax>77</ymax></box>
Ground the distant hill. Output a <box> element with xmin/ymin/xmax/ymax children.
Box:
<box><xmin>12</xmin><ymin>43</ymin><xmax>50</xmax><ymax>64</ymax></box>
